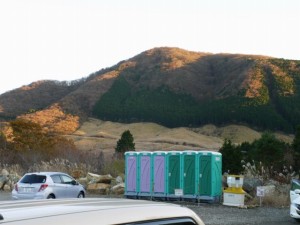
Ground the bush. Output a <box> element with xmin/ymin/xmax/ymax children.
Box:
<box><xmin>102</xmin><ymin>159</ymin><xmax>125</xmax><ymax>177</ymax></box>
<box><xmin>246</xmin><ymin>191</ymin><xmax>290</xmax><ymax>207</ymax></box>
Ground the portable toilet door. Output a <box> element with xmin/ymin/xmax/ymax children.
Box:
<box><xmin>199</xmin><ymin>151</ymin><xmax>222</xmax><ymax>202</ymax></box>
<box><xmin>152</xmin><ymin>151</ymin><xmax>167</xmax><ymax>199</ymax></box>
<box><xmin>125</xmin><ymin>151</ymin><xmax>139</xmax><ymax>198</ymax></box>
<box><xmin>182</xmin><ymin>150</ymin><xmax>198</xmax><ymax>200</ymax></box>
<box><xmin>211</xmin><ymin>152</ymin><xmax>222</xmax><ymax>200</ymax></box>
<box><xmin>138</xmin><ymin>151</ymin><xmax>152</xmax><ymax>198</ymax></box>
<box><xmin>166</xmin><ymin>151</ymin><xmax>182</xmax><ymax>200</ymax></box>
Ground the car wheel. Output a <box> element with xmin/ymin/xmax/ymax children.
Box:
<box><xmin>77</xmin><ymin>192</ymin><xmax>85</xmax><ymax>198</ymax></box>
<box><xmin>47</xmin><ymin>194</ymin><xmax>55</xmax><ymax>199</ymax></box>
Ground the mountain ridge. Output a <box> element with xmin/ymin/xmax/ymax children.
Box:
<box><xmin>0</xmin><ymin>47</ymin><xmax>299</xmax><ymax>135</ymax></box>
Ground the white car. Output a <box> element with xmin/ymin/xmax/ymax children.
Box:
<box><xmin>290</xmin><ymin>179</ymin><xmax>300</xmax><ymax>220</ymax></box>
<box><xmin>0</xmin><ymin>198</ymin><xmax>205</xmax><ymax>225</ymax></box>
<box><xmin>12</xmin><ymin>172</ymin><xmax>85</xmax><ymax>200</ymax></box>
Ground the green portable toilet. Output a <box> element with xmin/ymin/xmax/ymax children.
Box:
<box><xmin>125</xmin><ymin>151</ymin><xmax>140</xmax><ymax>198</ymax></box>
<box><xmin>182</xmin><ymin>150</ymin><xmax>198</xmax><ymax>200</ymax></box>
<box><xmin>152</xmin><ymin>151</ymin><xmax>167</xmax><ymax>199</ymax></box>
<box><xmin>137</xmin><ymin>151</ymin><xmax>153</xmax><ymax>198</ymax></box>
<box><xmin>198</xmin><ymin>151</ymin><xmax>222</xmax><ymax>202</ymax></box>
<box><xmin>166</xmin><ymin>151</ymin><xmax>182</xmax><ymax>200</ymax></box>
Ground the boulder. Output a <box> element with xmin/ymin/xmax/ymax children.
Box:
<box><xmin>111</xmin><ymin>183</ymin><xmax>125</xmax><ymax>195</ymax></box>
<box><xmin>243</xmin><ymin>177</ymin><xmax>263</xmax><ymax>194</ymax></box>
<box><xmin>0</xmin><ymin>175</ymin><xmax>8</xmax><ymax>190</ymax></box>
<box><xmin>87</xmin><ymin>173</ymin><xmax>113</xmax><ymax>184</ymax></box>
<box><xmin>87</xmin><ymin>183</ymin><xmax>111</xmax><ymax>195</ymax></box>
<box><xmin>3</xmin><ymin>184</ymin><xmax>11</xmax><ymax>191</ymax></box>
<box><xmin>115</xmin><ymin>176</ymin><xmax>123</xmax><ymax>184</ymax></box>
<box><xmin>1</xmin><ymin>169</ymin><xmax>9</xmax><ymax>176</ymax></box>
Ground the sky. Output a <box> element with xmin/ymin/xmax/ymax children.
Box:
<box><xmin>0</xmin><ymin>0</ymin><xmax>299</xmax><ymax>94</ymax></box>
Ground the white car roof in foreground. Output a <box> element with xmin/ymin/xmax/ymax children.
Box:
<box><xmin>0</xmin><ymin>198</ymin><xmax>205</xmax><ymax>225</ymax></box>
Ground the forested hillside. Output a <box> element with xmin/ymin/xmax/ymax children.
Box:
<box><xmin>93</xmin><ymin>48</ymin><xmax>300</xmax><ymax>132</ymax></box>
<box><xmin>1</xmin><ymin>47</ymin><xmax>300</xmax><ymax>133</ymax></box>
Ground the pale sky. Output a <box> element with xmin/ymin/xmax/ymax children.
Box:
<box><xmin>0</xmin><ymin>0</ymin><xmax>299</xmax><ymax>94</ymax></box>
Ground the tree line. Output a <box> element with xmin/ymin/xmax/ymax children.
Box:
<box><xmin>93</xmin><ymin>75</ymin><xmax>300</xmax><ymax>132</ymax></box>
<box><xmin>220</xmin><ymin>126</ymin><xmax>300</xmax><ymax>182</ymax></box>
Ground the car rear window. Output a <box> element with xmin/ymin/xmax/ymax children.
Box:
<box><xmin>20</xmin><ymin>174</ymin><xmax>47</xmax><ymax>184</ymax></box>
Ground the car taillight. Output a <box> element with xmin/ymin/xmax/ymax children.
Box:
<box><xmin>38</xmin><ymin>184</ymin><xmax>48</xmax><ymax>192</ymax></box>
<box><xmin>14</xmin><ymin>184</ymin><xmax>18</xmax><ymax>192</ymax></box>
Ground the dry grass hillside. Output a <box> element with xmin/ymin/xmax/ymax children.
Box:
<box><xmin>0</xmin><ymin>47</ymin><xmax>273</xmax><ymax>121</ymax></box>
<box><xmin>1</xmin><ymin>47</ymin><xmax>299</xmax><ymax>138</ymax></box>
<box><xmin>69</xmin><ymin>118</ymin><xmax>294</xmax><ymax>157</ymax></box>
<box><xmin>0</xmin><ymin>80</ymin><xmax>79</xmax><ymax>118</ymax></box>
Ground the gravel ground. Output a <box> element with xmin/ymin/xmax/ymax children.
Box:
<box><xmin>185</xmin><ymin>202</ymin><xmax>297</xmax><ymax>225</ymax></box>
<box><xmin>0</xmin><ymin>191</ymin><xmax>297</xmax><ymax>225</ymax></box>
<box><xmin>0</xmin><ymin>191</ymin><xmax>11</xmax><ymax>201</ymax></box>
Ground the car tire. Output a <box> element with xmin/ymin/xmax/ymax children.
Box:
<box><xmin>77</xmin><ymin>192</ymin><xmax>85</xmax><ymax>198</ymax></box>
<box><xmin>47</xmin><ymin>194</ymin><xmax>55</xmax><ymax>199</ymax></box>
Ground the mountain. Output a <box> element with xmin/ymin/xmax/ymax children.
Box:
<box><xmin>0</xmin><ymin>47</ymin><xmax>300</xmax><ymax>135</ymax></box>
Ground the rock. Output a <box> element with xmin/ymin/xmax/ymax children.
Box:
<box><xmin>3</xmin><ymin>184</ymin><xmax>11</xmax><ymax>191</ymax></box>
<box><xmin>115</xmin><ymin>176</ymin><xmax>123</xmax><ymax>184</ymax></box>
<box><xmin>111</xmin><ymin>183</ymin><xmax>125</xmax><ymax>195</ymax></box>
<box><xmin>243</xmin><ymin>178</ymin><xmax>263</xmax><ymax>194</ymax></box>
<box><xmin>1</xmin><ymin>169</ymin><xmax>9</xmax><ymax>176</ymax></box>
<box><xmin>87</xmin><ymin>172</ymin><xmax>100</xmax><ymax>181</ymax></box>
<box><xmin>87</xmin><ymin>173</ymin><xmax>113</xmax><ymax>184</ymax></box>
<box><xmin>0</xmin><ymin>175</ymin><xmax>8</xmax><ymax>190</ymax></box>
<box><xmin>87</xmin><ymin>183</ymin><xmax>111</xmax><ymax>194</ymax></box>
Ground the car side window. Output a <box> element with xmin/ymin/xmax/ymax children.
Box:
<box><xmin>60</xmin><ymin>175</ymin><xmax>73</xmax><ymax>184</ymax></box>
<box><xmin>51</xmin><ymin>175</ymin><xmax>62</xmax><ymax>184</ymax></box>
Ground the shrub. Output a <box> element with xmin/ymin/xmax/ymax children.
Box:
<box><xmin>101</xmin><ymin>158</ymin><xmax>125</xmax><ymax>177</ymax></box>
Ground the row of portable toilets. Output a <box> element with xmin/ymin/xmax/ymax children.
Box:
<box><xmin>125</xmin><ymin>150</ymin><xmax>222</xmax><ymax>202</ymax></box>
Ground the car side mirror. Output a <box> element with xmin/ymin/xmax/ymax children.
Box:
<box><xmin>71</xmin><ymin>180</ymin><xmax>78</xmax><ymax>185</ymax></box>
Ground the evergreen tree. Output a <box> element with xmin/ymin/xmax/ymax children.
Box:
<box><xmin>293</xmin><ymin>125</ymin><xmax>300</xmax><ymax>171</ymax></box>
<box><xmin>115</xmin><ymin>130</ymin><xmax>135</xmax><ymax>156</ymax></box>
<box><xmin>293</xmin><ymin>125</ymin><xmax>300</xmax><ymax>154</ymax></box>
<box><xmin>219</xmin><ymin>139</ymin><xmax>243</xmax><ymax>174</ymax></box>
<box><xmin>0</xmin><ymin>131</ymin><xmax>7</xmax><ymax>150</ymax></box>
<box><xmin>252</xmin><ymin>132</ymin><xmax>285</xmax><ymax>175</ymax></box>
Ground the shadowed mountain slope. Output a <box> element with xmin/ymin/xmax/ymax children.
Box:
<box><xmin>1</xmin><ymin>47</ymin><xmax>299</xmax><ymax>134</ymax></box>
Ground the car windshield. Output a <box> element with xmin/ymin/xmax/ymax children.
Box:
<box><xmin>20</xmin><ymin>174</ymin><xmax>47</xmax><ymax>184</ymax></box>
